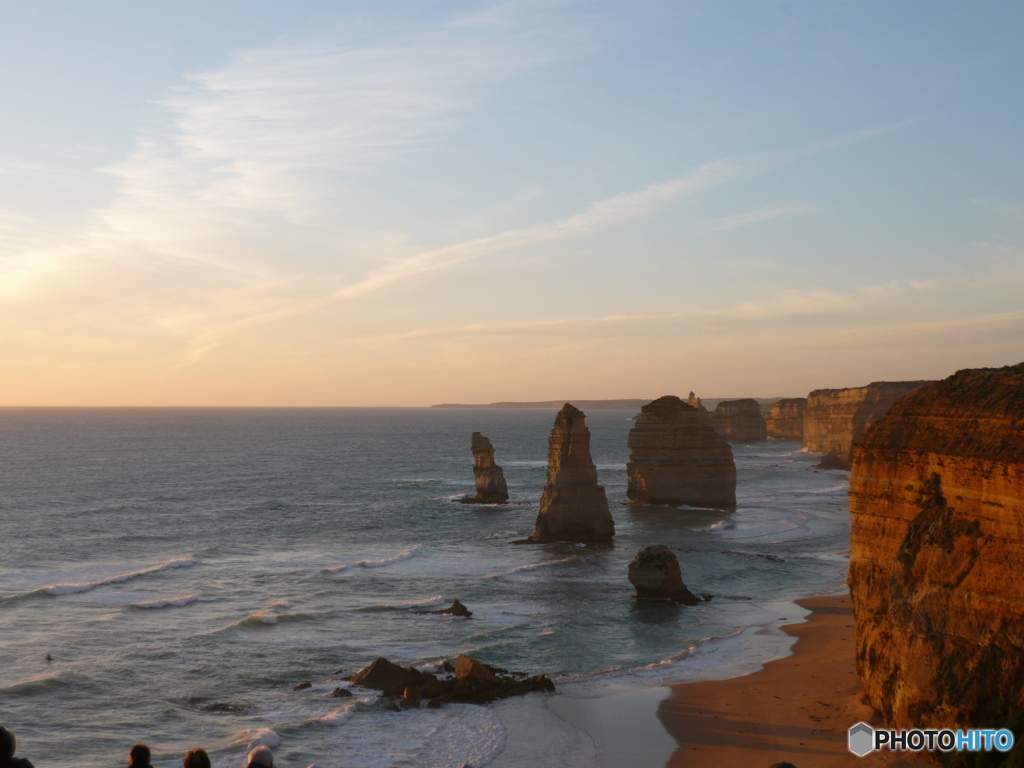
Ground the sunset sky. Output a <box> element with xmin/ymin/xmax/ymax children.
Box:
<box><xmin>2</xmin><ymin>1</ymin><xmax>1022</xmax><ymax>406</ymax></box>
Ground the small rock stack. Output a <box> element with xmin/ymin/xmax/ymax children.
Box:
<box><xmin>459</xmin><ymin>432</ymin><xmax>508</xmax><ymax>504</ymax></box>
<box><xmin>627</xmin><ymin>545</ymin><xmax>700</xmax><ymax>605</ymax></box>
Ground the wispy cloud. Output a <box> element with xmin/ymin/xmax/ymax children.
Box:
<box><xmin>363</xmin><ymin>280</ymin><xmax>941</xmax><ymax>344</ymax></box>
<box><xmin>703</xmin><ymin>203</ymin><xmax>821</xmax><ymax>232</ymax></box>
<box><xmin>971</xmin><ymin>198</ymin><xmax>1024</xmax><ymax>224</ymax></box>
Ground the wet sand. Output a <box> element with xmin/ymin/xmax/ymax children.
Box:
<box><xmin>659</xmin><ymin>593</ymin><xmax>931</xmax><ymax>767</ymax></box>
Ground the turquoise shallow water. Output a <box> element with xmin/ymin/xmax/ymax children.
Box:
<box><xmin>0</xmin><ymin>407</ymin><xmax>850</xmax><ymax>768</ymax></box>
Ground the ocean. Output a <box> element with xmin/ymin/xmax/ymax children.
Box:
<box><xmin>0</xmin><ymin>407</ymin><xmax>851</xmax><ymax>768</ymax></box>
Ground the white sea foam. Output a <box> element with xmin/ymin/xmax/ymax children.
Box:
<box><xmin>715</xmin><ymin>520</ymin><xmax>802</xmax><ymax>539</ymax></box>
<box><xmin>320</xmin><ymin>547</ymin><xmax>420</xmax><ymax>574</ymax></box>
<box><xmin>416</xmin><ymin>704</ymin><xmax>507</xmax><ymax>768</ymax></box>
<box><xmin>246</xmin><ymin>613</ymin><xmax>279</xmax><ymax>625</ymax></box>
<box><xmin>269</xmin><ymin>599</ymin><xmax>293</xmax><ymax>609</ymax></box>
<box><xmin>128</xmin><ymin>594</ymin><xmax>197</xmax><ymax>609</ymax></box>
<box><xmin>43</xmin><ymin>557</ymin><xmax>198</xmax><ymax>596</ymax></box>
<box><xmin>313</xmin><ymin>701</ymin><xmax>358</xmax><ymax>726</ymax></box>
<box><xmin>246</xmin><ymin>728</ymin><xmax>281</xmax><ymax>749</ymax></box>
<box><xmin>483</xmin><ymin>556</ymin><xmax>579</xmax><ymax>579</ymax></box>
<box><xmin>357</xmin><ymin>595</ymin><xmax>446</xmax><ymax>611</ymax></box>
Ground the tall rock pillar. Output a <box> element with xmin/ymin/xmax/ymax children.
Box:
<box><xmin>460</xmin><ymin>432</ymin><xmax>508</xmax><ymax>504</ymax></box>
<box><xmin>529</xmin><ymin>404</ymin><xmax>615</xmax><ymax>542</ymax></box>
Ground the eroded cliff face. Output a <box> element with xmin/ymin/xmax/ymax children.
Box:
<box><xmin>462</xmin><ymin>432</ymin><xmax>508</xmax><ymax>504</ymax></box>
<box><xmin>803</xmin><ymin>381</ymin><xmax>932</xmax><ymax>468</ymax></box>
<box><xmin>848</xmin><ymin>363</ymin><xmax>1024</xmax><ymax>729</ymax></box>
<box><xmin>626</xmin><ymin>396</ymin><xmax>735</xmax><ymax>507</ymax></box>
<box><xmin>710</xmin><ymin>398</ymin><xmax>767</xmax><ymax>443</ymax></box>
<box><xmin>530</xmin><ymin>404</ymin><xmax>615</xmax><ymax>542</ymax></box>
<box><xmin>767</xmin><ymin>398</ymin><xmax>806</xmax><ymax>441</ymax></box>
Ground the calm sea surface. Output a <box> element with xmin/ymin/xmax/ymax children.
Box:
<box><xmin>0</xmin><ymin>407</ymin><xmax>850</xmax><ymax>768</ymax></box>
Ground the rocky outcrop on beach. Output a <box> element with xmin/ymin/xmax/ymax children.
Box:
<box><xmin>458</xmin><ymin>432</ymin><xmax>508</xmax><ymax>504</ymax></box>
<box><xmin>766</xmin><ymin>398</ymin><xmax>806</xmax><ymax>441</ymax></box>
<box><xmin>628</xmin><ymin>545</ymin><xmax>701</xmax><ymax>605</ymax></box>
<box><xmin>626</xmin><ymin>396</ymin><xmax>736</xmax><ymax>507</ymax></box>
<box><xmin>710</xmin><ymin>399</ymin><xmax>768</xmax><ymax>442</ymax></box>
<box><xmin>803</xmin><ymin>380</ymin><xmax>932</xmax><ymax>469</ymax></box>
<box><xmin>340</xmin><ymin>654</ymin><xmax>555</xmax><ymax>707</ymax></box>
<box><xmin>528</xmin><ymin>404</ymin><xmax>615</xmax><ymax>542</ymax></box>
<box><xmin>848</xmin><ymin>363</ymin><xmax>1024</xmax><ymax>729</ymax></box>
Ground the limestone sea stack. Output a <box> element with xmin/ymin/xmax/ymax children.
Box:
<box><xmin>529</xmin><ymin>404</ymin><xmax>615</xmax><ymax>542</ymax></box>
<box><xmin>710</xmin><ymin>398</ymin><xmax>768</xmax><ymax>442</ymax></box>
<box><xmin>802</xmin><ymin>380</ymin><xmax>932</xmax><ymax>469</ymax></box>
<box><xmin>627</xmin><ymin>545</ymin><xmax>700</xmax><ymax>605</ymax></box>
<box><xmin>626</xmin><ymin>395</ymin><xmax>736</xmax><ymax>507</ymax></box>
<box><xmin>848</xmin><ymin>363</ymin><xmax>1024</xmax><ymax>729</ymax></box>
<box><xmin>766</xmin><ymin>398</ymin><xmax>806</xmax><ymax>441</ymax></box>
<box><xmin>687</xmin><ymin>391</ymin><xmax>709</xmax><ymax>417</ymax></box>
<box><xmin>459</xmin><ymin>432</ymin><xmax>508</xmax><ymax>504</ymax></box>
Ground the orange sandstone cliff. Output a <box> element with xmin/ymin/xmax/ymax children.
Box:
<box><xmin>767</xmin><ymin>397</ymin><xmax>806</xmax><ymax>441</ymax></box>
<box><xmin>803</xmin><ymin>381</ymin><xmax>932</xmax><ymax>468</ymax></box>
<box><xmin>848</xmin><ymin>363</ymin><xmax>1024</xmax><ymax>729</ymax></box>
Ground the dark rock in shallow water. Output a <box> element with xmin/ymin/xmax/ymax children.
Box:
<box><xmin>342</xmin><ymin>654</ymin><xmax>555</xmax><ymax>707</ymax></box>
<box><xmin>293</xmin><ymin>681</ymin><xmax>312</xmax><ymax>691</ymax></box>
<box><xmin>330</xmin><ymin>687</ymin><xmax>352</xmax><ymax>698</ymax></box>
<box><xmin>816</xmin><ymin>451</ymin><xmax>847</xmax><ymax>470</ymax></box>
<box><xmin>455</xmin><ymin>653</ymin><xmax>498</xmax><ymax>683</ymax></box>
<box><xmin>627</xmin><ymin>545</ymin><xmax>700</xmax><ymax>605</ymax></box>
<box><xmin>200</xmin><ymin>702</ymin><xmax>255</xmax><ymax>713</ymax></box>
<box><xmin>417</xmin><ymin>599</ymin><xmax>472</xmax><ymax>617</ymax></box>
<box><xmin>458</xmin><ymin>432</ymin><xmax>509</xmax><ymax>503</ymax></box>
<box><xmin>346</xmin><ymin>657</ymin><xmax>415</xmax><ymax>697</ymax></box>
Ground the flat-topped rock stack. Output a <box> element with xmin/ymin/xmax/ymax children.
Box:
<box><xmin>710</xmin><ymin>398</ymin><xmax>767</xmax><ymax>442</ymax></box>
<box><xmin>766</xmin><ymin>398</ymin><xmax>806</xmax><ymax>441</ymax></box>
<box><xmin>848</xmin><ymin>363</ymin><xmax>1024</xmax><ymax>730</ymax></box>
<box><xmin>626</xmin><ymin>395</ymin><xmax>736</xmax><ymax>507</ymax></box>
<box><xmin>528</xmin><ymin>404</ymin><xmax>615</xmax><ymax>542</ymax></box>
<box><xmin>803</xmin><ymin>380</ymin><xmax>933</xmax><ymax>469</ymax></box>
<box><xmin>459</xmin><ymin>432</ymin><xmax>508</xmax><ymax>504</ymax></box>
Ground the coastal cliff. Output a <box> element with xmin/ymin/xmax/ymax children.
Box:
<box><xmin>459</xmin><ymin>432</ymin><xmax>508</xmax><ymax>504</ymax></box>
<box><xmin>767</xmin><ymin>398</ymin><xmax>806</xmax><ymax>441</ymax></box>
<box><xmin>626</xmin><ymin>396</ymin><xmax>735</xmax><ymax>507</ymax></box>
<box><xmin>529</xmin><ymin>404</ymin><xmax>615</xmax><ymax>542</ymax></box>
<box><xmin>710</xmin><ymin>399</ymin><xmax>767</xmax><ymax>443</ymax></box>
<box><xmin>803</xmin><ymin>381</ymin><xmax>932</xmax><ymax>468</ymax></box>
<box><xmin>848</xmin><ymin>363</ymin><xmax>1024</xmax><ymax>729</ymax></box>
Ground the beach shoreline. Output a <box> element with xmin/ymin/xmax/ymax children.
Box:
<box><xmin>544</xmin><ymin>593</ymin><xmax>933</xmax><ymax>768</ymax></box>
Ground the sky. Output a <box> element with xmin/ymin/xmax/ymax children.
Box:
<box><xmin>1</xmin><ymin>1</ymin><xmax>1022</xmax><ymax>406</ymax></box>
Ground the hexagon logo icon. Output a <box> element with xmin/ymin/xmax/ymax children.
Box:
<box><xmin>848</xmin><ymin>722</ymin><xmax>874</xmax><ymax>756</ymax></box>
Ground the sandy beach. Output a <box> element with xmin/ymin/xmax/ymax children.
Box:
<box><xmin>659</xmin><ymin>593</ymin><xmax>931</xmax><ymax>767</ymax></box>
